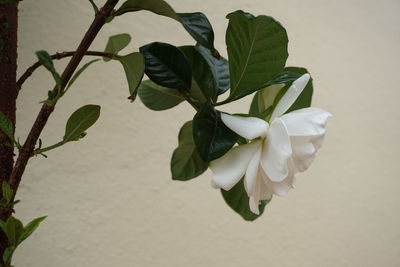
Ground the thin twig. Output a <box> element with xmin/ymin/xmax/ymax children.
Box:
<box><xmin>17</xmin><ymin>51</ymin><xmax>117</xmax><ymax>92</ymax></box>
<box><xmin>0</xmin><ymin>0</ymin><xmax>120</xmax><ymax>220</ymax></box>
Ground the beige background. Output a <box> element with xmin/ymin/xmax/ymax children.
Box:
<box><xmin>14</xmin><ymin>0</ymin><xmax>400</xmax><ymax>266</ymax></box>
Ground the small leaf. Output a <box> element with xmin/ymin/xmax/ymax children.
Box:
<box><xmin>0</xmin><ymin>220</ymin><xmax>6</xmax><ymax>232</ymax></box>
<box><xmin>138</xmin><ymin>80</ymin><xmax>184</xmax><ymax>111</ymax></box>
<box><xmin>5</xmin><ymin>216</ymin><xmax>23</xmax><ymax>246</ymax></box>
<box><xmin>192</xmin><ymin>103</ymin><xmax>238</xmax><ymax>161</ymax></box>
<box><xmin>114</xmin><ymin>0</ymin><xmax>179</xmax><ymax>20</ymax></box>
<box><xmin>140</xmin><ymin>42</ymin><xmax>192</xmax><ymax>92</ymax></box>
<box><xmin>66</xmin><ymin>59</ymin><xmax>100</xmax><ymax>90</ymax></box>
<box><xmin>35</xmin><ymin>50</ymin><xmax>61</xmax><ymax>88</ymax></box>
<box><xmin>63</xmin><ymin>105</ymin><xmax>101</xmax><ymax>142</ymax></box>
<box><xmin>0</xmin><ymin>112</ymin><xmax>13</xmax><ymax>141</ymax></box>
<box><xmin>171</xmin><ymin>121</ymin><xmax>208</xmax><ymax>181</ymax></box>
<box><xmin>103</xmin><ymin>33</ymin><xmax>132</xmax><ymax>62</ymax></box>
<box><xmin>88</xmin><ymin>0</ymin><xmax>99</xmax><ymax>14</ymax></box>
<box><xmin>3</xmin><ymin>247</ymin><xmax>14</xmax><ymax>266</ymax></box>
<box><xmin>177</xmin><ymin>12</ymin><xmax>217</xmax><ymax>54</ymax></box>
<box><xmin>221</xmin><ymin>178</ymin><xmax>270</xmax><ymax>221</ymax></box>
<box><xmin>18</xmin><ymin>216</ymin><xmax>47</xmax><ymax>245</ymax></box>
<box><xmin>118</xmin><ymin>52</ymin><xmax>145</xmax><ymax>101</ymax></box>
<box><xmin>2</xmin><ymin>182</ymin><xmax>12</xmax><ymax>204</ymax></box>
<box><xmin>225</xmin><ymin>10</ymin><xmax>288</xmax><ymax>102</ymax></box>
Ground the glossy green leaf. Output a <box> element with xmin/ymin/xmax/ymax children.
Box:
<box><xmin>195</xmin><ymin>45</ymin><xmax>230</xmax><ymax>97</ymax></box>
<box><xmin>103</xmin><ymin>33</ymin><xmax>131</xmax><ymax>62</ymax></box>
<box><xmin>225</xmin><ymin>10</ymin><xmax>288</xmax><ymax>102</ymax></box>
<box><xmin>63</xmin><ymin>105</ymin><xmax>101</xmax><ymax>142</ymax></box>
<box><xmin>140</xmin><ymin>42</ymin><xmax>192</xmax><ymax>92</ymax></box>
<box><xmin>171</xmin><ymin>121</ymin><xmax>208</xmax><ymax>181</ymax></box>
<box><xmin>114</xmin><ymin>0</ymin><xmax>179</xmax><ymax>20</ymax></box>
<box><xmin>3</xmin><ymin>247</ymin><xmax>13</xmax><ymax>266</ymax></box>
<box><xmin>114</xmin><ymin>1</ymin><xmax>217</xmax><ymax>53</ymax></box>
<box><xmin>35</xmin><ymin>50</ymin><xmax>61</xmax><ymax>88</ymax></box>
<box><xmin>118</xmin><ymin>52</ymin><xmax>145</xmax><ymax>101</ymax></box>
<box><xmin>5</xmin><ymin>216</ymin><xmax>23</xmax><ymax>246</ymax></box>
<box><xmin>193</xmin><ymin>103</ymin><xmax>238</xmax><ymax>161</ymax></box>
<box><xmin>177</xmin><ymin>12</ymin><xmax>217</xmax><ymax>54</ymax></box>
<box><xmin>2</xmin><ymin>182</ymin><xmax>12</xmax><ymax>204</ymax></box>
<box><xmin>221</xmin><ymin>178</ymin><xmax>270</xmax><ymax>221</ymax></box>
<box><xmin>0</xmin><ymin>112</ymin><xmax>13</xmax><ymax>141</ymax></box>
<box><xmin>18</xmin><ymin>216</ymin><xmax>47</xmax><ymax>245</ymax></box>
<box><xmin>66</xmin><ymin>59</ymin><xmax>100</xmax><ymax>90</ymax></box>
<box><xmin>138</xmin><ymin>80</ymin><xmax>184</xmax><ymax>110</ymax></box>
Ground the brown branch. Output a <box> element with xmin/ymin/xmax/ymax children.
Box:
<box><xmin>0</xmin><ymin>0</ymin><xmax>120</xmax><ymax>220</ymax></box>
<box><xmin>17</xmin><ymin>51</ymin><xmax>118</xmax><ymax>92</ymax></box>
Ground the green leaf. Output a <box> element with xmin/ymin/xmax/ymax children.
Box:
<box><xmin>192</xmin><ymin>103</ymin><xmax>238</xmax><ymax>161</ymax></box>
<box><xmin>103</xmin><ymin>33</ymin><xmax>132</xmax><ymax>62</ymax></box>
<box><xmin>171</xmin><ymin>121</ymin><xmax>208</xmax><ymax>181</ymax></box>
<box><xmin>3</xmin><ymin>247</ymin><xmax>14</xmax><ymax>266</ymax></box>
<box><xmin>18</xmin><ymin>216</ymin><xmax>47</xmax><ymax>245</ymax></box>
<box><xmin>0</xmin><ymin>112</ymin><xmax>13</xmax><ymax>141</ymax></box>
<box><xmin>114</xmin><ymin>1</ymin><xmax>217</xmax><ymax>53</ymax></box>
<box><xmin>138</xmin><ymin>80</ymin><xmax>184</xmax><ymax>111</ymax></box>
<box><xmin>35</xmin><ymin>50</ymin><xmax>61</xmax><ymax>88</ymax></box>
<box><xmin>88</xmin><ymin>0</ymin><xmax>99</xmax><ymax>14</ymax></box>
<box><xmin>225</xmin><ymin>10</ymin><xmax>288</xmax><ymax>102</ymax></box>
<box><xmin>0</xmin><ymin>220</ymin><xmax>6</xmax><ymax>232</ymax></box>
<box><xmin>177</xmin><ymin>12</ymin><xmax>217</xmax><ymax>54</ymax></box>
<box><xmin>114</xmin><ymin>0</ymin><xmax>179</xmax><ymax>20</ymax></box>
<box><xmin>118</xmin><ymin>52</ymin><xmax>145</xmax><ymax>101</ymax></box>
<box><xmin>221</xmin><ymin>178</ymin><xmax>270</xmax><ymax>221</ymax></box>
<box><xmin>140</xmin><ymin>42</ymin><xmax>192</xmax><ymax>92</ymax></box>
<box><xmin>66</xmin><ymin>59</ymin><xmax>100</xmax><ymax>90</ymax></box>
<box><xmin>195</xmin><ymin>45</ymin><xmax>230</xmax><ymax>97</ymax></box>
<box><xmin>63</xmin><ymin>105</ymin><xmax>101</xmax><ymax>142</ymax></box>
<box><xmin>2</xmin><ymin>182</ymin><xmax>12</xmax><ymax>204</ymax></box>
<box><xmin>5</xmin><ymin>216</ymin><xmax>23</xmax><ymax>246</ymax></box>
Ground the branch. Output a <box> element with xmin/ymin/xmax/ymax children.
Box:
<box><xmin>17</xmin><ymin>51</ymin><xmax>118</xmax><ymax>92</ymax></box>
<box><xmin>0</xmin><ymin>0</ymin><xmax>120</xmax><ymax>220</ymax></box>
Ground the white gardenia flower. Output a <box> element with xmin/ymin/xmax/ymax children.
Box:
<box><xmin>210</xmin><ymin>74</ymin><xmax>332</xmax><ymax>214</ymax></box>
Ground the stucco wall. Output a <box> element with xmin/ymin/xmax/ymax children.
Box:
<box><xmin>14</xmin><ymin>0</ymin><xmax>400</xmax><ymax>266</ymax></box>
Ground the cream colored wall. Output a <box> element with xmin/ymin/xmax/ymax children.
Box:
<box><xmin>14</xmin><ymin>0</ymin><xmax>400</xmax><ymax>266</ymax></box>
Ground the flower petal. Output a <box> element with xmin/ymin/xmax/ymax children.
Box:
<box><xmin>261</xmin><ymin>162</ymin><xmax>296</xmax><ymax>196</ymax></box>
<box><xmin>244</xmin><ymin>146</ymin><xmax>262</xmax><ymax>195</ymax></box>
<box><xmin>210</xmin><ymin>140</ymin><xmax>261</xmax><ymax>191</ymax></box>
<box><xmin>261</xmin><ymin>118</ymin><xmax>292</xmax><ymax>182</ymax></box>
<box><xmin>249</xmin><ymin>169</ymin><xmax>273</xmax><ymax>214</ymax></box>
<box><xmin>281</xmin><ymin>107</ymin><xmax>331</xmax><ymax>172</ymax></box>
<box><xmin>221</xmin><ymin>113</ymin><xmax>269</xmax><ymax>140</ymax></box>
<box><xmin>270</xmin><ymin>74</ymin><xmax>311</xmax><ymax>121</ymax></box>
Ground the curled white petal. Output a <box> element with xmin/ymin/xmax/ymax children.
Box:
<box><xmin>221</xmin><ymin>113</ymin><xmax>269</xmax><ymax>140</ymax></box>
<box><xmin>244</xmin><ymin>146</ymin><xmax>262</xmax><ymax>195</ymax></box>
<box><xmin>261</xmin><ymin>162</ymin><xmax>296</xmax><ymax>196</ymax></box>
<box><xmin>249</xmin><ymin>171</ymin><xmax>272</xmax><ymax>215</ymax></box>
<box><xmin>281</xmin><ymin>107</ymin><xmax>332</xmax><ymax>172</ymax></box>
<box><xmin>270</xmin><ymin>73</ymin><xmax>311</xmax><ymax>121</ymax></box>
<box><xmin>210</xmin><ymin>140</ymin><xmax>262</xmax><ymax>191</ymax></box>
<box><xmin>261</xmin><ymin>118</ymin><xmax>292</xmax><ymax>182</ymax></box>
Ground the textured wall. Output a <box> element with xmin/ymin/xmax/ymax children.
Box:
<box><xmin>14</xmin><ymin>0</ymin><xmax>400</xmax><ymax>266</ymax></box>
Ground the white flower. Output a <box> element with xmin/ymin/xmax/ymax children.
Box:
<box><xmin>210</xmin><ymin>74</ymin><xmax>332</xmax><ymax>214</ymax></box>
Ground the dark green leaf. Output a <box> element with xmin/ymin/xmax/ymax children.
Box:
<box><xmin>35</xmin><ymin>50</ymin><xmax>61</xmax><ymax>88</ymax></box>
<box><xmin>195</xmin><ymin>45</ymin><xmax>230</xmax><ymax>97</ymax></box>
<box><xmin>140</xmin><ymin>42</ymin><xmax>192</xmax><ymax>92</ymax></box>
<box><xmin>138</xmin><ymin>80</ymin><xmax>184</xmax><ymax>110</ymax></box>
<box><xmin>114</xmin><ymin>1</ymin><xmax>217</xmax><ymax>54</ymax></box>
<box><xmin>88</xmin><ymin>0</ymin><xmax>99</xmax><ymax>14</ymax></box>
<box><xmin>0</xmin><ymin>220</ymin><xmax>5</xmax><ymax>232</ymax></box>
<box><xmin>3</xmin><ymin>247</ymin><xmax>14</xmax><ymax>266</ymax></box>
<box><xmin>118</xmin><ymin>52</ymin><xmax>145</xmax><ymax>101</ymax></box>
<box><xmin>221</xmin><ymin>178</ymin><xmax>270</xmax><ymax>221</ymax></box>
<box><xmin>177</xmin><ymin>12</ymin><xmax>217</xmax><ymax>54</ymax></box>
<box><xmin>5</xmin><ymin>216</ymin><xmax>23</xmax><ymax>246</ymax></box>
<box><xmin>114</xmin><ymin>0</ymin><xmax>179</xmax><ymax>20</ymax></box>
<box><xmin>0</xmin><ymin>112</ymin><xmax>13</xmax><ymax>141</ymax></box>
<box><xmin>2</xmin><ymin>182</ymin><xmax>12</xmax><ymax>204</ymax></box>
<box><xmin>18</xmin><ymin>216</ymin><xmax>47</xmax><ymax>245</ymax></box>
<box><xmin>225</xmin><ymin>10</ymin><xmax>288</xmax><ymax>102</ymax></box>
<box><xmin>193</xmin><ymin>103</ymin><xmax>238</xmax><ymax>161</ymax></box>
<box><xmin>63</xmin><ymin>105</ymin><xmax>101</xmax><ymax>142</ymax></box>
<box><xmin>103</xmin><ymin>33</ymin><xmax>132</xmax><ymax>62</ymax></box>
<box><xmin>171</xmin><ymin>121</ymin><xmax>208</xmax><ymax>181</ymax></box>
<box><xmin>66</xmin><ymin>59</ymin><xmax>100</xmax><ymax>90</ymax></box>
